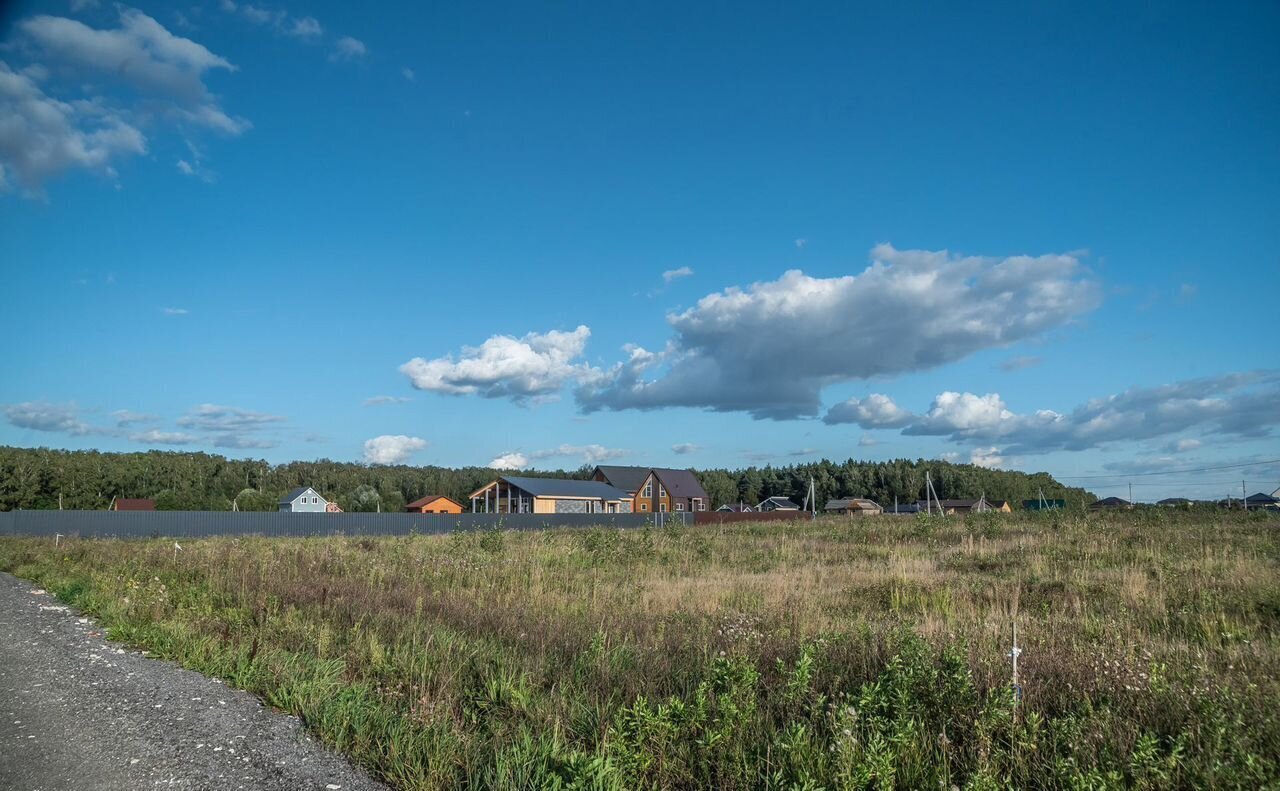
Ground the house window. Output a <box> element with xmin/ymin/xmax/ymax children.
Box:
<box><xmin>675</xmin><ymin>502</ymin><xmax>685</xmax><ymax>511</ymax></box>
<box><xmin>642</xmin><ymin>480</ymin><xmax>652</xmax><ymax>498</ymax></box>
<box><xmin>312</xmin><ymin>497</ymin><xmax>318</xmax><ymax>503</ymax></box>
<box><xmin>660</xmin><ymin>503</ymin><xmax>668</xmax><ymax>512</ymax></box>
<box><xmin>693</xmin><ymin>498</ymin><xmax>703</xmax><ymax>511</ymax></box>
<box><xmin>640</xmin><ymin>503</ymin><xmax>648</xmax><ymax>511</ymax></box>
<box><xmin>658</xmin><ymin>484</ymin><xmax>666</xmax><ymax>498</ymax></box>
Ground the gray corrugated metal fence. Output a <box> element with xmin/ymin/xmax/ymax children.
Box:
<box><xmin>0</xmin><ymin>510</ymin><xmax>693</xmax><ymax>539</ymax></box>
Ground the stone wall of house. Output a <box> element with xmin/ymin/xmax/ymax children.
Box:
<box><xmin>555</xmin><ymin>499</ymin><xmax>590</xmax><ymax>514</ymax></box>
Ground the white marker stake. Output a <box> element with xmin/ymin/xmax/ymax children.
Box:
<box><xmin>55</xmin><ymin>533</ymin><xmax>62</xmax><ymax>548</ymax></box>
<box><xmin>174</xmin><ymin>542</ymin><xmax>183</xmax><ymax>562</ymax></box>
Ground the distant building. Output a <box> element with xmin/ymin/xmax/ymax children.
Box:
<box><xmin>404</xmin><ymin>495</ymin><xmax>464</xmax><ymax>514</ymax></box>
<box><xmin>884</xmin><ymin>502</ymin><xmax>921</xmax><ymax>515</ymax></box>
<box><xmin>1245</xmin><ymin>492</ymin><xmax>1280</xmax><ymax>510</ymax></box>
<box><xmin>325</xmin><ymin>502</ymin><xmax>344</xmax><ymax>513</ymax></box>
<box><xmin>757</xmin><ymin>496</ymin><xmax>800</xmax><ymax>512</ymax></box>
<box><xmin>470</xmin><ymin>476</ymin><xmax>631</xmax><ymax>514</ymax></box>
<box><xmin>279</xmin><ymin>486</ymin><xmax>329</xmax><ymax>513</ymax></box>
<box><xmin>1089</xmin><ymin>496</ymin><xmax>1132</xmax><ymax>511</ymax></box>
<box><xmin>716</xmin><ymin>503</ymin><xmax>754</xmax><ymax>513</ymax></box>
<box><xmin>591</xmin><ymin>466</ymin><xmax>710</xmax><ymax>513</ymax></box>
<box><xmin>111</xmin><ymin>498</ymin><xmax>155</xmax><ymax>511</ymax></box>
<box><xmin>824</xmin><ymin>498</ymin><xmax>883</xmax><ymax>516</ymax></box>
<box><xmin>1157</xmin><ymin>497</ymin><xmax>1193</xmax><ymax>507</ymax></box>
<box><xmin>937</xmin><ymin>498</ymin><xmax>992</xmax><ymax>515</ymax></box>
<box><xmin>987</xmin><ymin>500</ymin><xmax>1013</xmax><ymax>513</ymax></box>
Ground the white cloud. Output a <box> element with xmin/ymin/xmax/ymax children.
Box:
<box><xmin>111</xmin><ymin>409</ymin><xmax>156</xmax><ymax>426</ymax></box>
<box><xmin>1000</xmin><ymin>355</ymin><xmax>1043</xmax><ymax>372</ymax></box>
<box><xmin>969</xmin><ymin>447</ymin><xmax>1005</xmax><ymax>469</ymax></box>
<box><xmin>1167</xmin><ymin>438</ymin><xmax>1202</xmax><ymax>453</ymax></box>
<box><xmin>130</xmin><ymin>429</ymin><xmax>198</xmax><ymax>445</ymax></box>
<box><xmin>4</xmin><ymin>401</ymin><xmax>93</xmax><ymax>435</ymax></box>
<box><xmin>363</xmin><ymin>434</ymin><xmax>427</xmax><ymax>465</ymax></box>
<box><xmin>1177</xmin><ymin>283</ymin><xmax>1198</xmax><ymax>303</ymax></box>
<box><xmin>857</xmin><ymin>435</ymin><xmax>878</xmax><ymax>447</ymax></box>
<box><xmin>362</xmin><ymin>395</ymin><xmax>411</xmax><ymax>406</ymax></box>
<box><xmin>578</xmin><ymin>244</ymin><xmax>1100</xmax><ymax>419</ymax></box>
<box><xmin>401</xmin><ymin>67</ymin><xmax>415</xmax><ymax>81</ymax></box>
<box><xmin>662</xmin><ymin>266</ymin><xmax>694</xmax><ymax>284</ymax></box>
<box><xmin>487</xmin><ymin>444</ymin><xmax>627</xmax><ymax>469</ymax></box>
<box><xmin>289</xmin><ymin>16</ymin><xmax>322</xmax><ymax>38</ymax></box>
<box><xmin>794</xmin><ymin>238</ymin><xmax>807</xmax><ymax>249</ymax></box>
<box><xmin>400</xmin><ymin>325</ymin><xmax>594</xmax><ymax>402</ymax></box>
<box><xmin>161</xmin><ymin>306</ymin><xmax>189</xmax><ymax>315</ymax></box>
<box><xmin>0</xmin><ymin>62</ymin><xmax>146</xmax><ymax>191</ymax></box>
<box><xmin>824</xmin><ymin>370</ymin><xmax>1280</xmax><ymax>455</ymax></box>
<box><xmin>824</xmin><ymin>393</ymin><xmax>912</xmax><ymax>428</ymax></box>
<box><xmin>671</xmin><ymin>442</ymin><xmax>700</xmax><ymax>455</ymax></box>
<box><xmin>176</xmin><ymin>403</ymin><xmax>283</xmax><ymax>448</ymax></box>
<box><xmin>2</xmin><ymin>9</ymin><xmax>246</xmax><ymax>192</ymax></box>
<box><xmin>331</xmin><ymin>36</ymin><xmax>367</xmax><ymax>61</ymax></box>
<box><xmin>488</xmin><ymin>451</ymin><xmax>528</xmax><ymax>470</ymax></box>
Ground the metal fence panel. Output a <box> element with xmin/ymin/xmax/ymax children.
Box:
<box><xmin>0</xmin><ymin>509</ymin><xmax>693</xmax><ymax>539</ymax></box>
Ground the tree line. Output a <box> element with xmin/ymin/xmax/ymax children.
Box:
<box><xmin>0</xmin><ymin>445</ymin><xmax>1094</xmax><ymax>512</ymax></box>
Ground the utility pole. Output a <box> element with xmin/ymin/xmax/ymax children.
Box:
<box><xmin>1243</xmin><ymin>480</ymin><xmax>1248</xmax><ymax>511</ymax></box>
<box><xmin>1129</xmin><ymin>482</ymin><xmax>1133</xmax><ymax>505</ymax></box>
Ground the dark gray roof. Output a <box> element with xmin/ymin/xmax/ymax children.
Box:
<box><xmin>1246</xmin><ymin>492</ymin><xmax>1279</xmax><ymax>504</ymax></box>
<box><xmin>1157</xmin><ymin>497</ymin><xmax>1192</xmax><ymax>505</ymax></box>
<box><xmin>279</xmin><ymin>486</ymin><xmax>317</xmax><ymax>504</ymax></box>
<box><xmin>592</xmin><ymin>465</ymin><xmax>652</xmax><ymax>493</ymax></box>
<box><xmin>716</xmin><ymin>503</ymin><xmax>754</xmax><ymax>512</ymax></box>
<box><xmin>651</xmin><ymin>468</ymin><xmax>709</xmax><ymax>500</ymax></box>
<box><xmin>825</xmin><ymin>498</ymin><xmax>881</xmax><ymax>511</ymax></box>
<box><xmin>501</xmin><ymin>476</ymin><xmax>629</xmax><ymax>500</ymax></box>
<box><xmin>759</xmin><ymin>496</ymin><xmax>799</xmax><ymax>509</ymax></box>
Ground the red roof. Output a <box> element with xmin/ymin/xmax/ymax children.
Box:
<box><xmin>113</xmin><ymin>498</ymin><xmax>155</xmax><ymax>511</ymax></box>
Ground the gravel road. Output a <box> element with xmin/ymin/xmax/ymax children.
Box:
<box><xmin>0</xmin><ymin>571</ymin><xmax>390</xmax><ymax>791</ymax></box>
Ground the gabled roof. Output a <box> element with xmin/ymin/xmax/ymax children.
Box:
<box><xmin>825</xmin><ymin>498</ymin><xmax>881</xmax><ymax>511</ymax></box>
<box><xmin>280</xmin><ymin>486</ymin><xmax>321</xmax><ymax>505</ymax></box>
<box><xmin>716</xmin><ymin>503</ymin><xmax>754</xmax><ymax>512</ymax></box>
<box><xmin>480</xmin><ymin>476</ymin><xmax>629</xmax><ymax>500</ymax></box>
<box><xmin>592</xmin><ymin>465</ymin><xmax>652</xmax><ymax>494</ymax></box>
<box><xmin>406</xmin><ymin>494</ymin><xmax>462</xmax><ymax>510</ymax></box>
<box><xmin>1091</xmin><ymin>496</ymin><xmax>1131</xmax><ymax>507</ymax></box>
<box><xmin>1245</xmin><ymin>492</ymin><xmax>1279</xmax><ymax>504</ymax></box>
<box><xmin>939</xmin><ymin>498</ymin><xmax>986</xmax><ymax>508</ymax></box>
<box><xmin>1157</xmin><ymin>497</ymin><xmax>1192</xmax><ymax>505</ymax></box>
<box><xmin>113</xmin><ymin>498</ymin><xmax>155</xmax><ymax>511</ymax></box>
<box><xmin>759</xmin><ymin>496</ymin><xmax>799</xmax><ymax>509</ymax></box>
<box><xmin>650</xmin><ymin>468</ymin><xmax>709</xmax><ymax>500</ymax></box>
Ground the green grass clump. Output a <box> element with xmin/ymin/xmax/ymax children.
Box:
<box><xmin>2</xmin><ymin>508</ymin><xmax>1278</xmax><ymax>789</ymax></box>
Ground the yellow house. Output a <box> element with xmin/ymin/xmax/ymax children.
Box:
<box><xmin>468</xmin><ymin>476</ymin><xmax>632</xmax><ymax>514</ymax></box>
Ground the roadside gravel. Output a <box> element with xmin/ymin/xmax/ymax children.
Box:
<box><xmin>0</xmin><ymin>571</ymin><xmax>390</xmax><ymax>791</ymax></box>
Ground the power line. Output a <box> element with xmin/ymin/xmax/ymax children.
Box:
<box><xmin>1053</xmin><ymin>459</ymin><xmax>1280</xmax><ymax>480</ymax></box>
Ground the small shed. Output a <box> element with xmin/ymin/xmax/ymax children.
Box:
<box><xmin>405</xmin><ymin>495</ymin><xmax>464</xmax><ymax>514</ymax></box>
<box><xmin>279</xmin><ymin>486</ymin><xmax>329</xmax><ymax>513</ymax></box>
<box><xmin>824</xmin><ymin>498</ymin><xmax>883</xmax><ymax>516</ymax></box>
<box><xmin>987</xmin><ymin>500</ymin><xmax>1013</xmax><ymax>513</ymax></box>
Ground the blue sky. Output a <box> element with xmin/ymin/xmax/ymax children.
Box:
<box><xmin>2</xmin><ymin>0</ymin><xmax>1278</xmax><ymax>501</ymax></box>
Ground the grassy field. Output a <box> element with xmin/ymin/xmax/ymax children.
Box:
<box><xmin>1</xmin><ymin>509</ymin><xmax>1278</xmax><ymax>789</ymax></box>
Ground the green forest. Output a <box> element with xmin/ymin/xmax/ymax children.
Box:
<box><xmin>0</xmin><ymin>445</ymin><xmax>1094</xmax><ymax>512</ymax></box>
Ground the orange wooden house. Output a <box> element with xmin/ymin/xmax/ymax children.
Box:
<box><xmin>404</xmin><ymin>495</ymin><xmax>464</xmax><ymax>514</ymax></box>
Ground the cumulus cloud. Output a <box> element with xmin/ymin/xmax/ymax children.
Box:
<box><xmin>488</xmin><ymin>452</ymin><xmax>528</xmax><ymax>470</ymax></box>
<box><xmin>177</xmin><ymin>403</ymin><xmax>283</xmax><ymax>448</ymax></box>
<box><xmin>400</xmin><ymin>325</ymin><xmax>594</xmax><ymax>403</ymax></box>
<box><xmin>331</xmin><ymin>36</ymin><xmax>366</xmax><ymax>61</ymax></box>
<box><xmin>1165</xmin><ymin>438</ymin><xmax>1202</xmax><ymax>453</ymax></box>
<box><xmin>130</xmin><ymin>429</ymin><xmax>198</xmax><ymax>445</ymax></box>
<box><xmin>969</xmin><ymin>447</ymin><xmax>1005</xmax><ymax>469</ymax></box>
<box><xmin>671</xmin><ymin>442</ymin><xmax>701</xmax><ymax>455</ymax></box>
<box><xmin>363</xmin><ymin>434</ymin><xmax>427</xmax><ymax>465</ymax></box>
<box><xmin>857</xmin><ymin>435</ymin><xmax>879</xmax><ymax>447</ymax></box>
<box><xmin>823</xmin><ymin>393</ymin><xmax>913</xmax><ymax>428</ymax></box>
<box><xmin>4</xmin><ymin>401</ymin><xmax>94</xmax><ymax>435</ymax></box>
<box><xmin>1</xmin><ymin>9</ymin><xmax>246</xmax><ymax>192</ymax></box>
<box><xmin>823</xmin><ymin>370</ymin><xmax>1280</xmax><ymax>455</ymax></box>
<box><xmin>577</xmin><ymin>245</ymin><xmax>1100</xmax><ymax>419</ymax></box>
<box><xmin>362</xmin><ymin>395</ymin><xmax>411</xmax><ymax>406</ymax></box>
<box><xmin>662</xmin><ymin>266</ymin><xmax>694</xmax><ymax>284</ymax></box>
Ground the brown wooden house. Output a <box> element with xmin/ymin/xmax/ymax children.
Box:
<box><xmin>405</xmin><ymin>495</ymin><xmax>464</xmax><ymax>514</ymax></box>
<box><xmin>592</xmin><ymin>466</ymin><xmax>709</xmax><ymax>514</ymax></box>
<box><xmin>111</xmin><ymin>498</ymin><xmax>155</xmax><ymax>511</ymax></box>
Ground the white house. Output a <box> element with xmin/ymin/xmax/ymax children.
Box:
<box><xmin>279</xmin><ymin>486</ymin><xmax>329</xmax><ymax>513</ymax></box>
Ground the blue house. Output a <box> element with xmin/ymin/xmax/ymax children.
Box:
<box><xmin>279</xmin><ymin>486</ymin><xmax>329</xmax><ymax>513</ymax></box>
